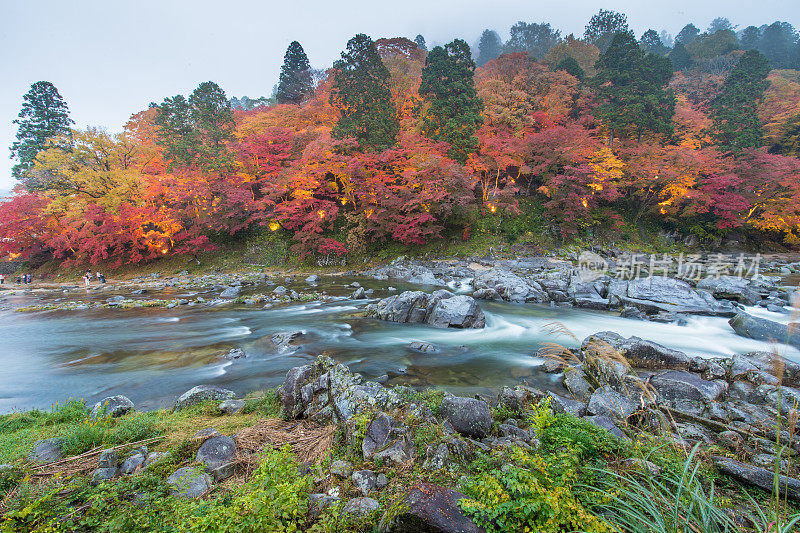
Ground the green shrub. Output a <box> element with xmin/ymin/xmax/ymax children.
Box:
<box><xmin>530</xmin><ymin>399</ymin><xmax>622</xmax><ymax>461</ymax></box>
<box><xmin>458</xmin><ymin>447</ymin><xmax>610</xmax><ymax>533</ymax></box>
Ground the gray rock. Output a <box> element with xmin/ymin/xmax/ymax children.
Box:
<box><xmin>221</xmin><ymin>348</ymin><xmax>245</xmax><ymax>360</ymax></box>
<box><xmin>563</xmin><ymin>366</ymin><xmax>593</xmax><ymax>401</ymax></box>
<box><xmin>588</xmin><ymin>386</ymin><xmax>637</xmax><ymax>420</ymax></box>
<box><xmin>440</xmin><ymin>396</ymin><xmax>492</xmax><ymax>438</ymax></box>
<box><xmin>583</xmin><ymin>415</ymin><xmax>624</xmax><ymax>438</ymax></box>
<box><xmin>376</xmin><ymin>473</ymin><xmax>388</xmax><ymax>488</ymax></box>
<box><xmin>175</xmin><ymin>385</ymin><xmax>235</xmax><ymax>411</ymax></box>
<box><xmin>651</xmin><ymin>370</ymin><xmax>727</xmax><ymax>402</ymax></box>
<box><xmin>98</xmin><ymin>448</ymin><xmax>118</xmax><ymax>469</ymax></box>
<box><xmin>218</xmin><ymin>399</ymin><xmax>246</xmax><ymax>414</ymax></box>
<box><xmin>120</xmin><ymin>453</ymin><xmax>145</xmax><ymax>475</ymax></box>
<box><xmin>91</xmin><ymin>395</ymin><xmax>135</xmax><ymax>418</ymax></box>
<box><xmin>409</xmin><ymin>340</ymin><xmax>439</xmax><ymax>353</ymax></box>
<box><xmin>378</xmin><ymin>483</ymin><xmax>486</xmax><ymax>533</ymax></box>
<box><xmin>622</xmin><ymin>458</ymin><xmax>661</xmax><ymax>476</ymax></box>
<box><xmin>331</xmin><ymin>459</ymin><xmax>353</xmax><ymax>479</ymax></box>
<box><xmin>352</xmin><ymin>469</ymin><xmax>377</xmax><ymax>496</ymax></box>
<box><xmin>193</xmin><ymin>428</ymin><xmax>221</xmax><ymax>439</ymax></box>
<box><xmin>305</xmin><ymin>275</ymin><xmax>319</xmax><ymax>284</ymax></box>
<box><xmin>309</xmin><ymin>493</ymin><xmax>339</xmax><ymax>519</ymax></box>
<box><xmin>581</xmin><ymin>331</ymin><xmax>689</xmax><ymax>371</ymax></box>
<box><xmin>714</xmin><ymin>456</ymin><xmax>800</xmax><ymax>502</ymax></box>
<box><xmin>196</xmin><ymin>436</ymin><xmax>236</xmax><ymax>471</ymax></box>
<box><xmin>28</xmin><ymin>438</ymin><xmax>64</xmax><ymax>463</ymax></box>
<box><xmin>372</xmin><ymin>437</ymin><xmax>414</xmax><ymax>466</ymax></box>
<box><xmin>280</xmin><ymin>364</ymin><xmax>314</xmax><ymax>418</ymax></box>
<box><xmin>208</xmin><ymin>462</ymin><xmax>236</xmax><ymax>482</ymax></box>
<box><xmin>696</xmin><ymin>275</ymin><xmax>761</xmax><ymax>305</ymax></box>
<box><xmin>473</xmin><ymin>268</ymin><xmax>548</xmax><ymax>303</ymax></box>
<box><xmin>342</xmin><ymin>497</ymin><xmax>381</xmax><ymax>517</ymax></box>
<box><xmin>272</xmin><ymin>285</ymin><xmax>288</xmax><ymax>296</ymax></box>
<box><xmin>612</xmin><ymin>277</ymin><xmax>735</xmax><ymax>316</ymax></box>
<box><xmin>729</xmin><ymin>313</ymin><xmax>800</xmax><ymax>349</ymax></box>
<box><xmin>472</xmin><ymin>288</ymin><xmax>502</xmax><ymax>301</ymax></box>
<box><xmin>426</xmin><ymin>294</ymin><xmax>485</xmax><ymax>329</ymax></box>
<box><xmin>90</xmin><ymin>467</ymin><xmax>118</xmax><ymax>485</ymax></box>
<box><xmin>219</xmin><ymin>286</ymin><xmax>240</xmax><ymax>299</ymax></box>
<box><xmin>547</xmin><ymin>391</ymin><xmax>587</xmax><ymax>417</ymax></box>
<box><xmin>271</xmin><ymin>330</ymin><xmax>305</xmax><ymax>351</ymax></box>
<box><xmin>351</xmin><ymin>287</ymin><xmax>367</xmax><ymax>299</ymax></box>
<box><xmin>166</xmin><ymin>467</ymin><xmax>213</xmax><ymax>498</ymax></box>
<box><xmin>362</xmin><ymin>413</ymin><xmax>397</xmax><ymax>458</ymax></box>
<box><xmin>423</xmin><ymin>442</ymin><xmax>451</xmax><ymax>471</ymax></box>
<box><xmin>732</xmin><ymin>351</ymin><xmax>800</xmax><ymax>387</ymax></box>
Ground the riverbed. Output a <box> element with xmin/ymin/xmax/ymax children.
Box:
<box><xmin>1</xmin><ymin>276</ymin><xmax>798</xmax><ymax>413</ymax></box>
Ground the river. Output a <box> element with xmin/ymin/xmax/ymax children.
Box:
<box><xmin>1</xmin><ymin>276</ymin><xmax>798</xmax><ymax>413</ymax></box>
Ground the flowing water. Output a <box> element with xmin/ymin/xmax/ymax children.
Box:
<box><xmin>1</xmin><ymin>276</ymin><xmax>798</xmax><ymax>413</ymax></box>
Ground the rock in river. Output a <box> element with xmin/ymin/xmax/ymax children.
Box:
<box><xmin>365</xmin><ymin>290</ymin><xmax>485</xmax><ymax>329</ymax></box>
<box><xmin>729</xmin><ymin>312</ymin><xmax>800</xmax><ymax>349</ymax></box>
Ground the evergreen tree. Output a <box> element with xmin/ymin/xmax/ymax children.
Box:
<box><xmin>330</xmin><ymin>34</ymin><xmax>399</xmax><ymax>151</ymax></box>
<box><xmin>593</xmin><ymin>32</ymin><xmax>675</xmax><ymax>145</ymax></box>
<box><xmin>414</xmin><ymin>34</ymin><xmax>427</xmax><ymax>51</ymax></box>
<box><xmin>668</xmin><ymin>42</ymin><xmax>693</xmax><ymax>71</ymax></box>
<box><xmin>759</xmin><ymin>22</ymin><xmax>799</xmax><ymax>68</ymax></box>
<box><xmin>675</xmin><ymin>23</ymin><xmax>700</xmax><ymax>45</ymax></box>
<box><xmin>711</xmin><ymin>50</ymin><xmax>771</xmax><ymax>151</ymax></box>
<box><xmin>640</xmin><ymin>29</ymin><xmax>668</xmax><ymax>56</ymax></box>
<box><xmin>10</xmin><ymin>81</ymin><xmax>73</xmax><ymax>184</ymax></box>
<box><xmin>739</xmin><ymin>26</ymin><xmax>762</xmax><ymax>50</ymax></box>
<box><xmin>584</xmin><ymin>9</ymin><xmax>629</xmax><ymax>51</ymax></box>
<box><xmin>771</xmin><ymin>112</ymin><xmax>800</xmax><ymax>157</ymax></box>
<box><xmin>276</xmin><ymin>41</ymin><xmax>314</xmax><ymax>105</ymax></box>
<box><xmin>708</xmin><ymin>17</ymin><xmax>736</xmax><ymax>34</ymax></box>
<box><xmin>189</xmin><ymin>81</ymin><xmax>235</xmax><ymax>171</ymax></box>
<box><xmin>154</xmin><ymin>94</ymin><xmax>195</xmax><ymax>168</ymax></box>
<box><xmin>476</xmin><ymin>29</ymin><xmax>503</xmax><ymax>66</ymax></box>
<box><xmin>419</xmin><ymin>39</ymin><xmax>484</xmax><ymax>162</ymax></box>
<box><xmin>555</xmin><ymin>56</ymin><xmax>585</xmax><ymax>80</ymax></box>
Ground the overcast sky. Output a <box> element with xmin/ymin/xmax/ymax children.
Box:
<box><xmin>1</xmin><ymin>0</ymin><xmax>797</xmax><ymax>191</ymax></box>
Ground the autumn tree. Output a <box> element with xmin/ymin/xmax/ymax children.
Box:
<box><xmin>10</xmin><ymin>81</ymin><xmax>74</xmax><ymax>185</ymax></box>
<box><xmin>330</xmin><ymin>34</ymin><xmax>399</xmax><ymax>151</ymax></box>
<box><xmin>476</xmin><ymin>29</ymin><xmax>503</xmax><ymax>67</ymax></box>
<box><xmin>545</xmin><ymin>35</ymin><xmax>600</xmax><ymax>77</ymax></box>
<box><xmin>584</xmin><ymin>9</ymin><xmax>629</xmax><ymax>52</ymax></box>
<box><xmin>711</xmin><ymin>49</ymin><xmax>771</xmax><ymax>151</ymax></box>
<box><xmin>504</xmin><ymin>22</ymin><xmax>561</xmax><ymax>59</ymax></box>
<box><xmin>276</xmin><ymin>41</ymin><xmax>314</xmax><ymax>104</ymax></box>
<box><xmin>420</xmin><ymin>39</ymin><xmax>484</xmax><ymax>162</ymax></box>
<box><xmin>594</xmin><ymin>32</ymin><xmax>675</xmax><ymax>145</ymax></box>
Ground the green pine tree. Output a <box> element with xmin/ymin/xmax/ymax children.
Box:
<box><xmin>711</xmin><ymin>50</ymin><xmax>771</xmax><ymax>152</ymax></box>
<box><xmin>154</xmin><ymin>94</ymin><xmax>195</xmax><ymax>168</ymax></box>
<box><xmin>419</xmin><ymin>39</ymin><xmax>484</xmax><ymax>162</ymax></box>
<box><xmin>668</xmin><ymin>42</ymin><xmax>693</xmax><ymax>71</ymax></box>
<box><xmin>276</xmin><ymin>41</ymin><xmax>313</xmax><ymax>105</ymax></box>
<box><xmin>593</xmin><ymin>32</ymin><xmax>675</xmax><ymax>145</ymax></box>
<box><xmin>476</xmin><ymin>29</ymin><xmax>503</xmax><ymax>67</ymax></box>
<box><xmin>330</xmin><ymin>34</ymin><xmax>399</xmax><ymax>151</ymax></box>
<box><xmin>189</xmin><ymin>81</ymin><xmax>235</xmax><ymax>171</ymax></box>
<box><xmin>555</xmin><ymin>56</ymin><xmax>585</xmax><ymax>80</ymax></box>
<box><xmin>10</xmin><ymin>81</ymin><xmax>73</xmax><ymax>185</ymax></box>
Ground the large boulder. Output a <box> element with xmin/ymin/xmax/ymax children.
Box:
<box><xmin>342</xmin><ymin>497</ymin><xmax>381</xmax><ymax>518</ymax></box>
<box><xmin>379</xmin><ymin>483</ymin><xmax>486</xmax><ymax>533</ymax></box>
<box><xmin>426</xmin><ymin>294</ymin><xmax>485</xmax><ymax>329</ymax></box>
<box><xmin>28</xmin><ymin>438</ymin><xmax>64</xmax><ymax>463</ymax></box>
<box><xmin>219</xmin><ymin>286</ymin><xmax>241</xmax><ymax>299</ymax></box>
<box><xmin>279</xmin><ymin>356</ymin><xmax>401</xmax><ymax>423</ymax></box>
<box><xmin>175</xmin><ymin>385</ymin><xmax>235</xmax><ymax>411</ymax></box>
<box><xmin>365</xmin><ymin>291</ymin><xmax>485</xmax><ymax>329</ymax></box>
<box><xmin>581</xmin><ymin>331</ymin><xmax>690</xmax><ymax>370</ymax></box>
<box><xmin>167</xmin><ymin>467</ymin><xmax>213</xmax><ymax>498</ymax></box>
<box><xmin>651</xmin><ymin>370</ymin><xmax>727</xmax><ymax>402</ymax></box>
<box><xmin>196</xmin><ymin>436</ymin><xmax>236</xmax><ymax>473</ymax></box>
<box><xmin>610</xmin><ymin>277</ymin><xmax>735</xmax><ymax>316</ymax></box>
<box><xmin>91</xmin><ymin>395</ymin><xmax>134</xmax><ymax>417</ymax></box>
<box><xmin>440</xmin><ymin>397</ymin><xmax>492</xmax><ymax>438</ymax></box>
<box><xmin>729</xmin><ymin>313</ymin><xmax>800</xmax><ymax>349</ymax></box>
<box><xmin>731</xmin><ymin>351</ymin><xmax>800</xmax><ymax>387</ymax></box>
<box><xmin>696</xmin><ymin>275</ymin><xmax>761</xmax><ymax>305</ymax></box>
<box><xmin>473</xmin><ymin>268</ymin><xmax>548</xmax><ymax>303</ymax></box>
<box><xmin>587</xmin><ymin>386</ymin><xmax>637</xmax><ymax>420</ymax></box>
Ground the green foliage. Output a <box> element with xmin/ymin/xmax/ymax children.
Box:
<box><xmin>330</xmin><ymin>34</ymin><xmax>399</xmax><ymax>151</ymax></box>
<box><xmin>594</xmin><ymin>32</ymin><xmax>675</xmax><ymax>143</ymax></box>
<box><xmin>555</xmin><ymin>56</ymin><xmax>584</xmax><ymax>80</ymax></box>
<box><xmin>241</xmin><ymin>390</ymin><xmax>281</xmax><ymax>417</ymax></box>
<box><xmin>10</xmin><ymin>81</ymin><xmax>73</xmax><ymax>184</ymax></box>
<box><xmin>458</xmin><ymin>447</ymin><xmax>610</xmax><ymax>533</ymax></box>
<box><xmin>584</xmin><ymin>9</ymin><xmax>629</xmax><ymax>52</ymax></box>
<box><xmin>588</xmin><ymin>445</ymin><xmax>739</xmax><ymax>533</ymax></box>
<box><xmin>711</xmin><ymin>49</ymin><xmax>771</xmax><ymax>152</ymax></box>
<box><xmin>669</xmin><ymin>42</ymin><xmax>693</xmax><ymax>71</ymax></box>
<box><xmin>396</xmin><ymin>387</ymin><xmax>446</xmax><ymax>417</ymax></box>
<box><xmin>419</xmin><ymin>39</ymin><xmax>484</xmax><ymax>162</ymax></box>
<box><xmin>154</xmin><ymin>94</ymin><xmax>195</xmax><ymax>167</ymax></box>
<box><xmin>504</xmin><ymin>22</ymin><xmax>561</xmax><ymax>60</ymax></box>
<box><xmin>276</xmin><ymin>41</ymin><xmax>314</xmax><ymax>105</ymax></box>
<box><xmin>530</xmin><ymin>399</ymin><xmax>622</xmax><ymax>461</ymax></box>
<box><xmin>771</xmin><ymin>112</ymin><xmax>800</xmax><ymax>157</ymax></box>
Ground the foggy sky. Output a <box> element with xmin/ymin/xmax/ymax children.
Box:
<box><xmin>1</xmin><ymin>0</ymin><xmax>797</xmax><ymax>190</ymax></box>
